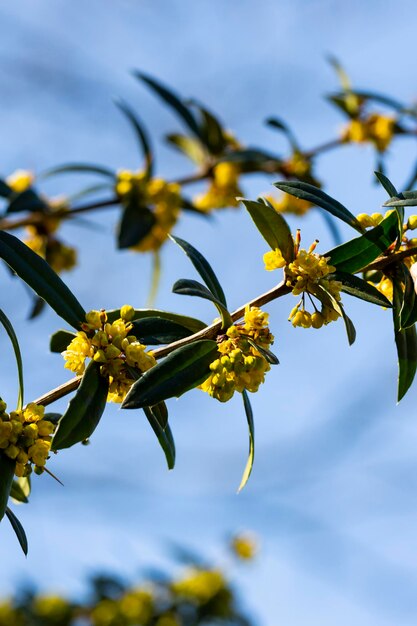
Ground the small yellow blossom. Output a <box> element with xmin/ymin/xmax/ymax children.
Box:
<box><xmin>194</xmin><ymin>163</ymin><xmax>241</xmax><ymax>212</ymax></box>
<box><xmin>264</xmin><ymin>249</ymin><xmax>286</xmax><ymax>271</ymax></box>
<box><xmin>0</xmin><ymin>401</ymin><xmax>55</xmax><ymax>477</ymax></box>
<box><xmin>115</xmin><ymin>170</ymin><xmax>182</xmax><ymax>252</ymax></box>
<box><xmin>342</xmin><ymin>113</ymin><xmax>396</xmax><ymax>152</ymax></box>
<box><xmin>231</xmin><ymin>532</ymin><xmax>258</xmax><ymax>560</ymax></box>
<box><xmin>63</xmin><ymin>307</ymin><xmax>156</xmax><ymax>403</ymax></box>
<box><xmin>171</xmin><ymin>569</ymin><xmax>226</xmax><ymax>604</ymax></box>
<box><xmin>200</xmin><ymin>306</ymin><xmax>274</xmax><ymax>402</ymax></box>
<box><xmin>282</xmin><ymin>152</ymin><xmax>311</xmax><ymax>178</ymax></box>
<box><xmin>6</xmin><ymin>169</ymin><xmax>34</xmax><ymax>193</ymax></box>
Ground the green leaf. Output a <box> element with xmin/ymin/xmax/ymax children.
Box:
<box><xmin>374</xmin><ymin>171</ymin><xmax>398</xmax><ymax>198</ymax></box>
<box><xmin>7</xmin><ymin>190</ymin><xmax>47</xmax><ymax>214</ymax></box>
<box><xmin>340</xmin><ymin>308</ymin><xmax>356</xmax><ymax>346</ymax></box>
<box><xmin>172</xmin><ymin>279</ymin><xmax>232</xmax><ymax>328</ymax></box>
<box><xmin>0</xmin><ymin>308</ymin><xmax>24</xmax><ymax>409</ymax></box>
<box><xmin>143</xmin><ymin>406</ymin><xmax>175</xmax><ymax>469</ymax></box>
<box><xmin>166</xmin><ymin>133</ymin><xmax>207</xmax><ymax>165</ymax></box>
<box><xmin>218</xmin><ymin>149</ymin><xmax>281</xmax><ymax>172</ymax></box>
<box><xmin>274</xmin><ymin>181</ymin><xmax>363</xmax><ymax>232</ymax></box>
<box><xmin>326</xmin><ymin>211</ymin><xmax>399</xmax><ymax>273</ymax></box>
<box><xmin>150</xmin><ymin>401</ymin><xmax>168</xmax><ymax>430</ymax></box>
<box><xmin>393</xmin><ymin>280</ymin><xmax>417</xmax><ymax>401</ymax></box>
<box><xmin>0</xmin><ymin>231</ymin><xmax>86</xmax><ymax>329</ymax></box>
<box><xmin>117</xmin><ymin>204</ymin><xmax>155</xmax><ymax>249</ymax></box>
<box><xmin>52</xmin><ymin>361</ymin><xmax>109</xmax><ymax>450</ymax></box>
<box><xmin>241</xmin><ymin>198</ymin><xmax>294</xmax><ymax>262</ymax></box>
<box><xmin>5</xmin><ymin>508</ymin><xmax>28</xmax><ymax>555</ymax></box>
<box><xmin>122</xmin><ymin>340</ymin><xmax>218</xmax><ymax>409</ymax></box>
<box><xmin>115</xmin><ymin>99</ymin><xmax>154</xmax><ymax>177</ymax></box>
<box><xmin>383</xmin><ymin>194</ymin><xmax>417</xmax><ymax>208</ymax></box>
<box><xmin>0</xmin><ymin>454</ymin><xmax>15</xmax><ymax>522</ymax></box>
<box><xmin>190</xmin><ymin>101</ymin><xmax>227</xmax><ymax>155</ymax></box>
<box><xmin>314</xmin><ymin>283</ymin><xmax>356</xmax><ymax>345</ymax></box>
<box><xmin>0</xmin><ymin>179</ymin><xmax>12</xmax><ymax>198</ymax></box>
<box><xmin>245</xmin><ymin>337</ymin><xmax>279</xmax><ymax>365</ymax></box>
<box><xmin>265</xmin><ymin>117</ymin><xmax>299</xmax><ymax>151</ymax></box>
<box><xmin>130</xmin><ymin>317</ymin><xmax>195</xmax><ymax>345</ymax></box>
<box><xmin>50</xmin><ymin>330</ymin><xmax>77</xmax><ymax>353</ymax></box>
<box><xmin>10</xmin><ymin>479</ymin><xmax>29</xmax><ymax>504</ymax></box>
<box><xmin>400</xmin><ymin>264</ymin><xmax>417</xmax><ymax>329</ymax></box>
<box><xmin>134</xmin><ymin>71</ymin><xmax>202</xmax><ymax>139</ymax></box>
<box><xmin>238</xmin><ymin>390</ymin><xmax>255</xmax><ymax>492</ymax></box>
<box><xmin>170</xmin><ymin>235</ymin><xmax>227</xmax><ymax>307</ymax></box>
<box><xmin>41</xmin><ymin>163</ymin><xmax>116</xmax><ymax>179</ymax></box>
<box><xmin>331</xmin><ymin>271</ymin><xmax>392</xmax><ymax>307</ymax></box>
<box><xmin>105</xmin><ymin>308</ymin><xmax>207</xmax><ymax>333</ymax></box>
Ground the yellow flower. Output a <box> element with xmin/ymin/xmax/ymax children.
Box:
<box><xmin>6</xmin><ymin>169</ymin><xmax>34</xmax><ymax>193</ymax></box>
<box><xmin>342</xmin><ymin>114</ymin><xmax>395</xmax><ymax>152</ymax></box>
<box><xmin>63</xmin><ymin>307</ymin><xmax>156</xmax><ymax>403</ymax></box>
<box><xmin>231</xmin><ymin>532</ymin><xmax>258</xmax><ymax>560</ymax></box>
<box><xmin>0</xmin><ymin>401</ymin><xmax>55</xmax><ymax>477</ymax></box>
<box><xmin>171</xmin><ymin>569</ymin><xmax>226</xmax><ymax>604</ymax></box>
<box><xmin>264</xmin><ymin>249</ymin><xmax>286</xmax><ymax>271</ymax></box>
<box><xmin>200</xmin><ymin>307</ymin><xmax>273</xmax><ymax>402</ymax></box>
<box><xmin>194</xmin><ymin>163</ymin><xmax>241</xmax><ymax>212</ymax></box>
<box><xmin>115</xmin><ymin>171</ymin><xmax>182</xmax><ymax>252</ymax></box>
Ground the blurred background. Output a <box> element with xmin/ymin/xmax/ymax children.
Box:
<box><xmin>2</xmin><ymin>1</ymin><xmax>417</xmax><ymax>624</ymax></box>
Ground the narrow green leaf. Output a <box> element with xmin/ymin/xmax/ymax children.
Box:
<box><xmin>170</xmin><ymin>235</ymin><xmax>227</xmax><ymax>307</ymax></box>
<box><xmin>105</xmin><ymin>308</ymin><xmax>207</xmax><ymax>333</ymax></box>
<box><xmin>52</xmin><ymin>361</ymin><xmax>109</xmax><ymax>450</ymax></box>
<box><xmin>190</xmin><ymin>101</ymin><xmax>227</xmax><ymax>155</ymax></box>
<box><xmin>10</xmin><ymin>479</ymin><xmax>29</xmax><ymax>504</ymax></box>
<box><xmin>0</xmin><ymin>308</ymin><xmax>24</xmax><ymax>409</ymax></box>
<box><xmin>393</xmin><ymin>278</ymin><xmax>417</xmax><ymax>400</ymax></box>
<box><xmin>331</xmin><ymin>271</ymin><xmax>392</xmax><ymax>307</ymax></box>
<box><xmin>265</xmin><ymin>117</ymin><xmax>299</xmax><ymax>150</ymax></box>
<box><xmin>0</xmin><ymin>179</ymin><xmax>12</xmax><ymax>198</ymax></box>
<box><xmin>245</xmin><ymin>337</ymin><xmax>279</xmax><ymax>365</ymax></box>
<box><xmin>384</xmin><ymin>196</ymin><xmax>417</xmax><ymax>208</ymax></box>
<box><xmin>41</xmin><ymin>163</ymin><xmax>115</xmax><ymax>179</ymax></box>
<box><xmin>238</xmin><ymin>390</ymin><xmax>255</xmax><ymax>492</ymax></box>
<box><xmin>134</xmin><ymin>71</ymin><xmax>202</xmax><ymax>139</ymax></box>
<box><xmin>326</xmin><ymin>211</ymin><xmax>399</xmax><ymax>273</ymax></box>
<box><xmin>0</xmin><ymin>231</ymin><xmax>86</xmax><ymax>329</ymax></box>
<box><xmin>400</xmin><ymin>264</ymin><xmax>417</xmax><ymax>329</ymax></box>
<box><xmin>172</xmin><ymin>278</ymin><xmax>232</xmax><ymax>328</ymax></box>
<box><xmin>143</xmin><ymin>406</ymin><xmax>175</xmax><ymax>469</ymax></box>
<box><xmin>241</xmin><ymin>198</ymin><xmax>294</xmax><ymax>262</ymax></box>
<box><xmin>218</xmin><ymin>149</ymin><xmax>281</xmax><ymax>172</ymax></box>
<box><xmin>314</xmin><ymin>284</ymin><xmax>356</xmax><ymax>345</ymax></box>
<box><xmin>0</xmin><ymin>454</ymin><xmax>15</xmax><ymax>522</ymax></box>
<box><xmin>274</xmin><ymin>181</ymin><xmax>363</xmax><ymax>232</ymax></box>
<box><xmin>130</xmin><ymin>317</ymin><xmax>195</xmax><ymax>345</ymax></box>
<box><xmin>7</xmin><ymin>190</ymin><xmax>47</xmax><ymax>214</ymax></box>
<box><xmin>117</xmin><ymin>204</ymin><xmax>155</xmax><ymax>249</ymax></box>
<box><xmin>150</xmin><ymin>402</ymin><xmax>168</xmax><ymax>430</ymax></box>
<box><xmin>115</xmin><ymin>99</ymin><xmax>153</xmax><ymax>176</ymax></box>
<box><xmin>374</xmin><ymin>171</ymin><xmax>398</xmax><ymax>198</ymax></box>
<box><xmin>122</xmin><ymin>340</ymin><xmax>218</xmax><ymax>409</ymax></box>
<box><xmin>5</xmin><ymin>508</ymin><xmax>28</xmax><ymax>555</ymax></box>
<box><xmin>50</xmin><ymin>330</ymin><xmax>77</xmax><ymax>353</ymax></box>
<box><xmin>340</xmin><ymin>308</ymin><xmax>356</xmax><ymax>346</ymax></box>
<box><xmin>274</xmin><ymin>180</ymin><xmax>364</xmax><ymax>233</ymax></box>
<box><xmin>166</xmin><ymin>133</ymin><xmax>207</xmax><ymax>165</ymax></box>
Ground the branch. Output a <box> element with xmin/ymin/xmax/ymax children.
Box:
<box><xmin>31</xmin><ymin>280</ymin><xmax>291</xmax><ymax>407</ymax></box>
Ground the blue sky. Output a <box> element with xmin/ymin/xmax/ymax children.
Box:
<box><xmin>2</xmin><ymin>1</ymin><xmax>417</xmax><ymax>625</ymax></box>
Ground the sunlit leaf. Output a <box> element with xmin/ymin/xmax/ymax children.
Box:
<box><xmin>241</xmin><ymin>198</ymin><xmax>294</xmax><ymax>262</ymax></box>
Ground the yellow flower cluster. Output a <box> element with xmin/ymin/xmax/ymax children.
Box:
<box><xmin>200</xmin><ymin>306</ymin><xmax>273</xmax><ymax>402</ymax></box>
<box><xmin>342</xmin><ymin>113</ymin><xmax>396</xmax><ymax>152</ymax></box>
<box><xmin>24</xmin><ymin>226</ymin><xmax>77</xmax><ymax>273</ymax></box>
<box><xmin>0</xmin><ymin>401</ymin><xmax>55</xmax><ymax>477</ymax></box>
<box><xmin>6</xmin><ymin>169</ymin><xmax>34</xmax><ymax>193</ymax></box>
<box><xmin>115</xmin><ymin>171</ymin><xmax>182</xmax><ymax>252</ymax></box>
<box><xmin>264</xmin><ymin>235</ymin><xmax>342</xmax><ymax>329</ymax></box>
<box><xmin>171</xmin><ymin>569</ymin><xmax>226</xmax><ymax>605</ymax></box>
<box><xmin>91</xmin><ymin>589</ymin><xmax>154</xmax><ymax>626</ymax></box>
<box><xmin>194</xmin><ymin>163</ymin><xmax>242</xmax><ymax>212</ymax></box>
<box><xmin>281</xmin><ymin>151</ymin><xmax>312</xmax><ymax>178</ymax></box>
<box><xmin>357</xmin><ymin>211</ymin><xmax>417</xmax><ymax>303</ymax></box>
<box><xmin>264</xmin><ymin>192</ymin><xmax>312</xmax><ymax>216</ymax></box>
<box><xmin>63</xmin><ymin>306</ymin><xmax>156</xmax><ymax>403</ymax></box>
